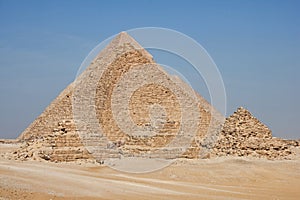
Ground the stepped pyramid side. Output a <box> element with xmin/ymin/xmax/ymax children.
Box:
<box><xmin>212</xmin><ymin>107</ymin><xmax>299</xmax><ymax>159</ymax></box>
<box><xmin>14</xmin><ymin>32</ymin><xmax>223</xmax><ymax>162</ymax></box>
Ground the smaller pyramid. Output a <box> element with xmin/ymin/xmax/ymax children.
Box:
<box><xmin>212</xmin><ymin>107</ymin><xmax>299</xmax><ymax>159</ymax></box>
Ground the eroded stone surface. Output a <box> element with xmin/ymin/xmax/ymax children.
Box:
<box><xmin>212</xmin><ymin>107</ymin><xmax>299</xmax><ymax>160</ymax></box>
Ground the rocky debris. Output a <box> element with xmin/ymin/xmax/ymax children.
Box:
<box><xmin>12</xmin><ymin>120</ymin><xmax>91</xmax><ymax>162</ymax></box>
<box><xmin>212</xmin><ymin>107</ymin><xmax>299</xmax><ymax>160</ymax></box>
<box><xmin>0</xmin><ymin>139</ymin><xmax>18</xmax><ymax>144</ymax></box>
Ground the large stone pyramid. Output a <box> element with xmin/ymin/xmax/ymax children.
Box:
<box><xmin>15</xmin><ymin>32</ymin><xmax>224</xmax><ymax>162</ymax></box>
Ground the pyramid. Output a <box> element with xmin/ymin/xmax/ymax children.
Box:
<box><xmin>212</xmin><ymin>107</ymin><xmax>299</xmax><ymax>159</ymax></box>
<box><xmin>15</xmin><ymin>32</ymin><xmax>224</xmax><ymax>162</ymax></box>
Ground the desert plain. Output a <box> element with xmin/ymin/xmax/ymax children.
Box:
<box><xmin>1</xmin><ymin>142</ymin><xmax>300</xmax><ymax>200</ymax></box>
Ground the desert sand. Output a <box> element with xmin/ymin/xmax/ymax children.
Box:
<box><xmin>1</xmin><ymin>143</ymin><xmax>299</xmax><ymax>200</ymax></box>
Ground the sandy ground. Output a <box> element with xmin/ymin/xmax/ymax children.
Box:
<box><xmin>0</xmin><ymin>144</ymin><xmax>300</xmax><ymax>200</ymax></box>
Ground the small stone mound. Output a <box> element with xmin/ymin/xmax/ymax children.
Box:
<box><xmin>12</xmin><ymin>120</ymin><xmax>91</xmax><ymax>162</ymax></box>
<box><xmin>212</xmin><ymin>107</ymin><xmax>299</xmax><ymax>159</ymax></box>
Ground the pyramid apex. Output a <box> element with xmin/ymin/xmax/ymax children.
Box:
<box><xmin>116</xmin><ymin>31</ymin><xmax>130</xmax><ymax>40</ymax></box>
<box><xmin>236</xmin><ymin>107</ymin><xmax>249</xmax><ymax>113</ymax></box>
<box><xmin>119</xmin><ymin>31</ymin><xmax>129</xmax><ymax>36</ymax></box>
<box><xmin>113</xmin><ymin>31</ymin><xmax>139</xmax><ymax>46</ymax></box>
<box><xmin>107</xmin><ymin>31</ymin><xmax>153</xmax><ymax>60</ymax></box>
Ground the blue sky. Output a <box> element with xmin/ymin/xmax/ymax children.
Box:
<box><xmin>0</xmin><ymin>0</ymin><xmax>299</xmax><ymax>139</ymax></box>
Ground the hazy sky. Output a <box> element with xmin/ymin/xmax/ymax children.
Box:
<box><xmin>0</xmin><ymin>0</ymin><xmax>299</xmax><ymax>139</ymax></box>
